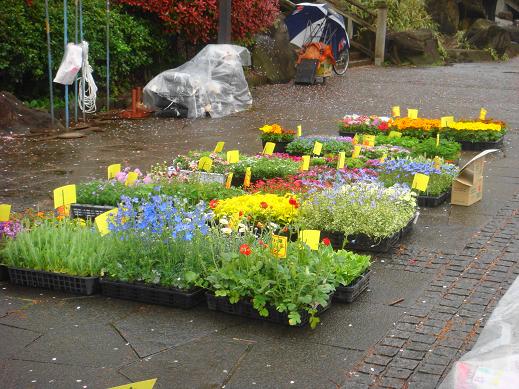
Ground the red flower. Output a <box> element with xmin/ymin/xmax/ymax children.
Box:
<box><xmin>258</xmin><ymin>239</ymin><xmax>268</xmax><ymax>248</ymax></box>
<box><xmin>239</xmin><ymin>210</ymin><xmax>244</xmax><ymax>217</ymax></box>
<box><xmin>322</xmin><ymin>237</ymin><xmax>331</xmax><ymax>246</ymax></box>
<box><xmin>239</xmin><ymin>244</ymin><xmax>252</xmax><ymax>256</ymax></box>
<box><xmin>378</xmin><ymin>122</ymin><xmax>389</xmax><ymax>131</ymax></box>
<box><xmin>260</xmin><ymin>202</ymin><xmax>268</xmax><ymax>209</ymax></box>
<box><xmin>209</xmin><ymin>199</ymin><xmax>219</xmax><ymax>209</ymax></box>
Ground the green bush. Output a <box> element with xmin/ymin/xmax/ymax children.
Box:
<box><xmin>0</xmin><ymin>1</ymin><xmax>173</xmax><ymax>101</ymax></box>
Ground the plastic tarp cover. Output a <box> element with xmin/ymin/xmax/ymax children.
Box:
<box><xmin>143</xmin><ymin>44</ymin><xmax>252</xmax><ymax>119</ymax></box>
<box><xmin>439</xmin><ymin>276</ymin><xmax>519</xmax><ymax>389</ymax></box>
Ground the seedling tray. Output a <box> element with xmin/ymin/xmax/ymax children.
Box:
<box><xmin>205</xmin><ymin>293</ymin><xmax>330</xmax><ymax>327</ymax></box>
<box><xmin>100</xmin><ymin>279</ymin><xmax>205</xmax><ymax>309</ymax></box>
<box><xmin>417</xmin><ymin>191</ymin><xmax>451</xmax><ymax>207</ymax></box>
<box><xmin>0</xmin><ymin>265</ymin><xmax>9</xmax><ymax>281</ymax></box>
<box><xmin>71</xmin><ymin>204</ymin><xmax>115</xmax><ymax>220</ymax></box>
<box><xmin>333</xmin><ymin>269</ymin><xmax>371</xmax><ymax>303</ymax></box>
<box><xmin>7</xmin><ymin>267</ymin><xmax>99</xmax><ymax>295</ymax></box>
<box><xmin>337</xmin><ymin>131</ymin><xmax>356</xmax><ymax>138</ymax></box>
<box><xmin>459</xmin><ymin>137</ymin><xmax>504</xmax><ymax>151</ymax></box>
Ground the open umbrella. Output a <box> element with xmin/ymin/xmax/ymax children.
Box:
<box><xmin>285</xmin><ymin>2</ymin><xmax>349</xmax><ymax>60</ymax></box>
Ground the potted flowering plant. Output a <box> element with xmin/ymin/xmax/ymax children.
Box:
<box><xmin>1</xmin><ymin>219</ymin><xmax>109</xmax><ymax>295</ymax></box>
<box><xmin>298</xmin><ymin>182</ymin><xmax>417</xmax><ymax>252</ymax></box>
<box><xmin>259</xmin><ymin>124</ymin><xmax>296</xmax><ymax>153</ymax></box>
<box><xmin>100</xmin><ymin>195</ymin><xmax>218</xmax><ymax>308</ymax></box>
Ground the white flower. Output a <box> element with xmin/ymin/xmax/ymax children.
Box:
<box><xmin>221</xmin><ymin>227</ymin><xmax>233</xmax><ymax>234</ymax></box>
<box><xmin>219</xmin><ymin>218</ymin><xmax>229</xmax><ymax>225</ymax></box>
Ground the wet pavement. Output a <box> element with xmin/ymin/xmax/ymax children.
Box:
<box><xmin>1</xmin><ymin>58</ymin><xmax>519</xmax><ymax>388</ymax></box>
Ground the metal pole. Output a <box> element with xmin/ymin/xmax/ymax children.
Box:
<box><xmin>64</xmin><ymin>0</ymin><xmax>69</xmax><ymax>128</ymax></box>
<box><xmin>44</xmin><ymin>0</ymin><xmax>55</xmax><ymax>125</ymax></box>
<box><xmin>106</xmin><ymin>0</ymin><xmax>110</xmax><ymax>111</ymax></box>
<box><xmin>217</xmin><ymin>0</ymin><xmax>232</xmax><ymax>44</ymax></box>
<box><xmin>74</xmin><ymin>0</ymin><xmax>78</xmax><ymax>123</ymax></box>
<box><xmin>79</xmin><ymin>0</ymin><xmax>85</xmax><ymax>121</ymax></box>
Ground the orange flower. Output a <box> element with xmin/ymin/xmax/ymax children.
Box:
<box><xmin>260</xmin><ymin>202</ymin><xmax>268</xmax><ymax>209</ymax></box>
<box><xmin>239</xmin><ymin>244</ymin><xmax>252</xmax><ymax>256</ymax></box>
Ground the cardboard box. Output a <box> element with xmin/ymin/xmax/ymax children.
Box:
<box><xmin>451</xmin><ymin>149</ymin><xmax>498</xmax><ymax>206</ymax></box>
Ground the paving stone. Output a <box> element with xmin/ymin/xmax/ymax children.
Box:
<box><xmin>406</xmin><ymin>342</ymin><xmax>431</xmax><ymax>352</ymax></box>
<box><xmin>382</xmin><ymin>337</ymin><xmax>406</xmax><ymax>348</ymax></box>
<box><xmin>417</xmin><ymin>362</ymin><xmax>447</xmax><ymax>375</ymax></box>
<box><xmin>390</xmin><ymin>357</ymin><xmax>419</xmax><ymax>370</ymax></box>
<box><xmin>409</xmin><ymin>334</ymin><xmax>436</xmax><ymax>345</ymax></box>
<box><xmin>375</xmin><ymin>345</ymin><xmax>401</xmax><ymax>357</ymax></box>
<box><xmin>364</xmin><ymin>354</ymin><xmax>392</xmax><ymax>366</ymax></box>
<box><xmin>385</xmin><ymin>367</ymin><xmax>413</xmax><ymax>380</ymax></box>
<box><xmin>379</xmin><ymin>376</ymin><xmax>406</xmax><ymax>388</ymax></box>
<box><xmin>400</xmin><ymin>349</ymin><xmax>426</xmax><ymax>360</ymax></box>
<box><xmin>358</xmin><ymin>363</ymin><xmax>385</xmax><ymax>375</ymax></box>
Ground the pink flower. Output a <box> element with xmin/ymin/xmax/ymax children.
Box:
<box><xmin>142</xmin><ymin>175</ymin><xmax>152</xmax><ymax>184</ymax></box>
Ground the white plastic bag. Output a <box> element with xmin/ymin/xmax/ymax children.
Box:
<box><xmin>54</xmin><ymin>43</ymin><xmax>83</xmax><ymax>85</ymax></box>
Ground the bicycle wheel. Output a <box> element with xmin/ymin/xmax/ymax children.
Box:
<box><xmin>333</xmin><ymin>49</ymin><xmax>349</xmax><ymax>75</ymax></box>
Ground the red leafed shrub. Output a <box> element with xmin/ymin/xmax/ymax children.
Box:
<box><xmin>116</xmin><ymin>0</ymin><xmax>279</xmax><ymax>43</ymax></box>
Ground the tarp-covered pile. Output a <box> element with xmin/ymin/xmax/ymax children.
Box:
<box><xmin>143</xmin><ymin>44</ymin><xmax>252</xmax><ymax>119</ymax></box>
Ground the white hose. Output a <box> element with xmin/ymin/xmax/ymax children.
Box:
<box><xmin>78</xmin><ymin>41</ymin><xmax>97</xmax><ymax>114</ymax></box>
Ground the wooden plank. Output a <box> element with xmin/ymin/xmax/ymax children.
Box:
<box><xmin>334</xmin><ymin>0</ymin><xmax>377</xmax><ymax>17</ymax></box>
<box><xmin>350</xmin><ymin>41</ymin><xmax>374</xmax><ymax>58</ymax></box>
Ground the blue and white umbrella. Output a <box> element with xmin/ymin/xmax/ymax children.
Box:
<box><xmin>285</xmin><ymin>3</ymin><xmax>349</xmax><ymax>59</ymax></box>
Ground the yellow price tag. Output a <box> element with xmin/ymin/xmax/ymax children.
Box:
<box><xmin>0</xmin><ymin>204</ymin><xmax>11</xmax><ymax>222</ymax></box>
<box><xmin>433</xmin><ymin>156</ymin><xmax>441</xmax><ymax>170</ymax></box>
<box><xmin>440</xmin><ymin>117</ymin><xmax>449</xmax><ymax>128</ymax></box>
<box><xmin>337</xmin><ymin>151</ymin><xmax>346</xmax><ymax>169</ymax></box>
<box><xmin>53</xmin><ymin>184</ymin><xmax>77</xmax><ymax>209</ymax></box>
<box><xmin>479</xmin><ymin>108</ymin><xmax>487</xmax><ymax>120</ymax></box>
<box><xmin>436</xmin><ymin>133</ymin><xmax>440</xmax><ymax>147</ymax></box>
<box><xmin>226</xmin><ymin>150</ymin><xmax>240</xmax><ymax>163</ymax></box>
<box><xmin>109</xmin><ymin>378</ymin><xmax>157</xmax><ymax>389</ymax></box>
<box><xmin>272</xmin><ymin>234</ymin><xmax>288</xmax><ymax>258</ymax></box>
<box><xmin>243</xmin><ymin>167</ymin><xmax>252</xmax><ymax>188</ymax></box>
<box><xmin>95</xmin><ymin>208</ymin><xmax>118</xmax><ymax>236</ymax></box>
<box><xmin>313</xmin><ymin>141</ymin><xmax>322</xmax><ymax>156</ymax></box>
<box><xmin>379</xmin><ymin>153</ymin><xmax>387</xmax><ymax>163</ymax></box>
<box><xmin>300</xmin><ymin>155</ymin><xmax>310</xmax><ymax>171</ymax></box>
<box><xmin>352</xmin><ymin>134</ymin><xmax>359</xmax><ymax>145</ymax></box>
<box><xmin>225</xmin><ymin>173</ymin><xmax>233</xmax><ymax>189</ymax></box>
<box><xmin>107</xmin><ymin>164</ymin><xmax>121</xmax><ymax>180</ymax></box>
<box><xmin>408</xmin><ymin>109</ymin><xmax>418</xmax><ymax>119</ymax></box>
<box><xmin>352</xmin><ymin>145</ymin><xmax>362</xmax><ymax>159</ymax></box>
<box><xmin>299</xmin><ymin>230</ymin><xmax>321</xmax><ymax>251</ymax></box>
<box><xmin>388</xmin><ymin>131</ymin><xmax>402</xmax><ymax>138</ymax></box>
<box><xmin>214</xmin><ymin>141</ymin><xmax>225</xmax><ymax>153</ymax></box>
<box><xmin>125</xmin><ymin>172</ymin><xmax>138</xmax><ymax>186</ymax></box>
<box><xmin>263</xmin><ymin>142</ymin><xmax>276</xmax><ymax>155</ymax></box>
<box><xmin>362</xmin><ymin>135</ymin><xmax>376</xmax><ymax>147</ymax></box>
<box><xmin>392</xmin><ymin>106</ymin><xmax>401</xmax><ymax>117</ymax></box>
<box><xmin>412</xmin><ymin>173</ymin><xmax>430</xmax><ymax>192</ymax></box>
<box><xmin>297</xmin><ymin>125</ymin><xmax>302</xmax><ymax>137</ymax></box>
<box><xmin>198</xmin><ymin>156</ymin><xmax>213</xmax><ymax>172</ymax></box>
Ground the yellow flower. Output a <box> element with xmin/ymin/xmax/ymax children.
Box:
<box><xmin>259</xmin><ymin>124</ymin><xmax>273</xmax><ymax>133</ymax></box>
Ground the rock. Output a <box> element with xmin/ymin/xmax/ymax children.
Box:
<box><xmin>504</xmin><ymin>25</ymin><xmax>519</xmax><ymax>43</ymax></box>
<box><xmin>0</xmin><ymin>91</ymin><xmax>63</xmax><ymax>134</ymax></box>
<box><xmin>251</xmin><ymin>15</ymin><xmax>297</xmax><ymax>84</ymax></box>
<box><xmin>386</xmin><ymin>29</ymin><xmax>442</xmax><ymax>65</ymax></box>
<box><xmin>505</xmin><ymin>41</ymin><xmax>519</xmax><ymax>57</ymax></box>
<box><xmin>426</xmin><ymin>0</ymin><xmax>460</xmax><ymax>34</ymax></box>
<box><xmin>466</xmin><ymin>18</ymin><xmax>512</xmax><ymax>54</ymax></box>
<box><xmin>498</xmin><ymin>11</ymin><xmax>514</xmax><ymax>21</ymax></box>
<box><xmin>446</xmin><ymin>48</ymin><xmax>494</xmax><ymax>62</ymax></box>
<box><xmin>57</xmin><ymin>132</ymin><xmax>87</xmax><ymax>139</ymax></box>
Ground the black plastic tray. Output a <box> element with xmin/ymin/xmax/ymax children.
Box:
<box><xmin>100</xmin><ymin>279</ymin><xmax>205</xmax><ymax>309</ymax></box>
<box><xmin>206</xmin><ymin>293</ymin><xmax>330</xmax><ymax>327</ymax></box>
<box><xmin>400</xmin><ymin>213</ymin><xmax>417</xmax><ymax>239</ymax></box>
<box><xmin>0</xmin><ymin>265</ymin><xmax>9</xmax><ymax>281</ymax></box>
<box><xmin>71</xmin><ymin>204</ymin><xmax>115</xmax><ymax>220</ymax></box>
<box><xmin>333</xmin><ymin>269</ymin><xmax>371</xmax><ymax>303</ymax></box>
<box><xmin>321</xmin><ymin>230</ymin><xmax>400</xmax><ymax>253</ymax></box>
<box><xmin>459</xmin><ymin>137</ymin><xmax>504</xmax><ymax>151</ymax></box>
<box><xmin>337</xmin><ymin>131</ymin><xmax>357</xmax><ymax>138</ymax></box>
<box><xmin>261</xmin><ymin>140</ymin><xmax>290</xmax><ymax>154</ymax></box>
<box><xmin>417</xmin><ymin>191</ymin><xmax>451</xmax><ymax>207</ymax></box>
<box><xmin>7</xmin><ymin>267</ymin><xmax>99</xmax><ymax>295</ymax></box>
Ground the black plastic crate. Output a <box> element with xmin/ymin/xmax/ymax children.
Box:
<box><xmin>294</xmin><ymin>59</ymin><xmax>319</xmax><ymax>85</ymax></box>
<box><xmin>333</xmin><ymin>269</ymin><xmax>371</xmax><ymax>303</ymax></box>
<box><xmin>100</xmin><ymin>279</ymin><xmax>205</xmax><ymax>309</ymax></box>
<box><xmin>206</xmin><ymin>293</ymin><xmax>330</xmax><ymax>327</ymax></box>
<box><xmin>345</xmin><ymin>230</ymin><xmax>400</xmax><ymax>253</ymax></box>
<box><xmin>400</xmin><ymin>213</ymin><xmax>417</xmax><ymax>239</ymax></box>
<box><xmin>337</xmin><ymin>131</ymin><xmax>356</xmax><ymax>138</ymax></box>
<box><xmin>70</xmin><ymin>204</ymin><xmax>115</xmax><ymax>220</ymax></box>
<box><xmin>261</xmin><ymin>140</ymin><xmax>290</xmax><ymax>154</ymax></box>
<box><xmin>0</xmin><ymin>265</ymin><xmax>9</xmax><ymax>281</ymax></box>
<box><xmin>459</xmin><ymin>137</ymin><xmax>504</xmax><ymax>151</ymax></box>
<box><xmin>7</xmin><ymin>267</ymin><xmax>99</xmax><ymax>295</ymax></box>
<box><xmin>417</xmin><ymin>191</ymin><xmax>451</xmax><ymax>207</ymax></box>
